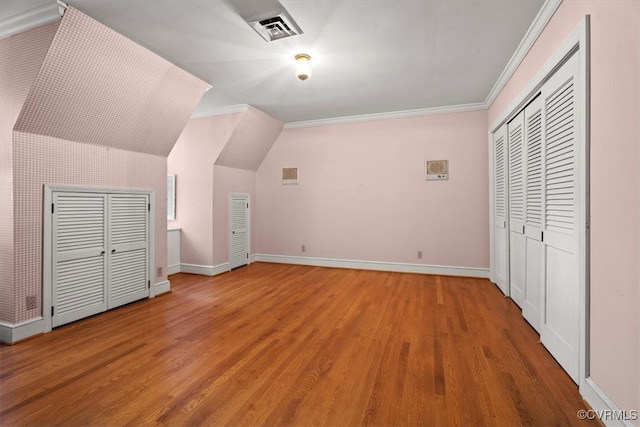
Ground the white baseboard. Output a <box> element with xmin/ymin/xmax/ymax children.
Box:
<box><xmin>180</xmin><ymin>262</ymin><xmax>230</xmax><ymax>276</ymax></box>
<box><xmin>167</xmin><ymin>264</ymin><xmax>181</xmax><ymax>275</ymax></box>
<box><xmin>253</xmin><ymin>254</ymin><xmax>489</xmax><ymax>278</ymax></box>
<box><xmin>581</xmin><ymin>377</ymin><xmax>637</xmax><ymax>427</ymax></box>
<box><xmin>154</xmin><ymin>280</ymin><xmax>171</xmax><ymax>296</ymax></box>
<box><xmin>0</xmin><ymin>317</ymin><xmax>45</xmax><ymax>345</ymax></box>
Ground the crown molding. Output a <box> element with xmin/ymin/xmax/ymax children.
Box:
<box><xmin>283</xmin><ymin>102</ymin><xmax>486</xmax><ymax>129</ymax></box>
<box><xmin>484</xmin><ymin>0</ymin><xmax>562</xmax><ymax>108</ymax></box>
<box><xmin>0</xmin><ymin>2</ymin><xmax>60</xmax><ymax>40</ymax></box>
<box><xmin>190</xmin><ymin>104</ymin><xmax>249</xmax><ymax>118</ymax></box>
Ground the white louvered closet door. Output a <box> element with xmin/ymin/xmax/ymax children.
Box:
<box><xmin>229</xmin><ymin>194</ymin><xmax>249</xmax><ymax>270</ymax></box>
<box><xmin>508</xmin><ymin>111</ymin><xmax>526</xmax><ymax>308</ymax></box>
<box><xmin>492</xmin><ymin>125</ymin><xmax>509</xmax><ymax>295</ymax></box>
<box><xmin>522</xmin><ymin>96</ymin><xmax>545</xmax><ymax>332</ymax></box>
<box><xmin>108</xmin><ymin>194</ymin><xmax>150</xmax><ymax>309</ymax></box>
<box><xmin>540</xmin><ymin>52</ymin><xmax>580</xmax><ymax>383</ymax></box>
<box><xmin>52</xmin><ymin>193</ymin><xmax>108</xmax><ymax>327</ymax></box>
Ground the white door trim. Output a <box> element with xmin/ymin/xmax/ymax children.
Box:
<box><xmin>43</xmin><ymin>184</ymin><xmax>155</xmax><ymax>333</ymax></box>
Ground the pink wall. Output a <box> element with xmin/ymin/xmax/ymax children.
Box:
<box><xmin>488</xmin><ymin>0</ymin><xmax>640</xmax><ymax>416</ymax></box>
<box><xmin>212</xmin><ymin>166</ymin><xmax>257</xmax><ymax>266</ymax></box>
<box><xmin>168</xmin><ymin>113</ymin><xmax>242</xmax><ymax>266</ymax></box>
<box><xmin>169</xmin><ymin>107</ymin><xmax>281</xmax><ymax>269</ymax></box>
<box><xmin>256</xmin><ymin>110</ymin><xmax>489</xmax><ymax>268</ymax></box>
<box><xmin>0</xmin><ymin>22</ymin><xmax>58</xmax><ymax>323</ymax></box>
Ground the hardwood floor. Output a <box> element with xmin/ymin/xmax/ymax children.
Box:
<box><xmin>0</xmin><ymin>263</ymin><xmax>598</xmax><ymax>426</ymax></box>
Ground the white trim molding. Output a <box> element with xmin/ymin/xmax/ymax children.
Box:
<box><xmin>581</xmin><ymin>377</ymin><xmax>637</xmax><ymax>427</ymax></box>
<box><xmin>484</xmin><ymin>0</ymin><xmax>563</xmax><ymax>108</ymax></box>
<box><xmin>253</xmin><ymin>254</ymin><xmax>489</xmax><ymax>278</ymax></box>
<box><xmin>154</xmin><ymin>280</ymin><xmax>171</xmax><ymax>295</ymax></box>
<box><xmin>191</xmin><ymin>104</ymin><xmax>249</xmax><ymax>119</ymax></box>
<box><xmin>0</xmin><ymin>2</ymin><xmax>60</xmax><ymax>40</ymax></box>
<box><xmin>180</xmin><ymin>262</ymin><xmax>230</xmax><ymax>276</ymax></box>
<box><xmin>167</xmin><ymin>264</ymin><xmax>181</xmax><ymax>275</ymax></box>
<box><xmin>284</xmin><ymin>103</ymin><xmax>486</xmax><ymax>130</ymax></box>
<box><xmin>0</xmin><ymin>318</ymin><xmax>44</xmax><ymax>345</ymax></box>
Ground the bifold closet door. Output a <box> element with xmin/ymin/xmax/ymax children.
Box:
<box><xmin>492</xmin><ymin>125</ymin><xmax>509</xmax><ymax>295</ymax></box>
<box><xmin>540</xmin><ymin>52</ymin><xmax>581</xmax><ymax>382</ymax></box>
<box><xmin>108</xmin><ymin>194</ymin><xmax>150</xmax><ymax>309</ymax></box>
<box><xmin>508</xmin><ymin>111</ymin><xmax>526</xmax><ymax>308</ymax></box>
<box><xmin>522</xmin><ymin>96</ymin><xmax>545</xmax><ymax>332</ymax></box>
<box><xmin>52</xmin><ymin>191</ymin><xmax>150</xmax><ymax>328</ymax></box>
<box><xmin>52</xmin><ymin>193</ymin><xmax>108</xmax><ymax>327</ymax></box>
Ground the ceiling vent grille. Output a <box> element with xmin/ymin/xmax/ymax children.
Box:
<box><xmin>249</xmin><ymin>11</ymin><xmax>303</xmax><ymax>42</ymax></box>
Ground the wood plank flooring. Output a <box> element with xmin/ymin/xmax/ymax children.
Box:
<box><xmin>0</xmin><ymin>262</ymin><xmax>599</xmax><ymax>426</ymax></box>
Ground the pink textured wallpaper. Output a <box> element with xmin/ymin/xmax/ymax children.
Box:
<box><xmin>0</xmin><ymin>22</ymin><xmax>59</xmax><ymax>323</ymax></box>
<box><xmin>212</xmin><ymin>165</ymin><xmax>256</xmax><ymax>266</ymax></box>
<box><xmin>15</xmin><ymin>7</ymin><xmax>209</xmax><ymax>157</ymax></box>
<box><xmin>2</xmin><ymin>7</ymin><xmax>208</xmax><ymax>327</ymax></box>
<box><xmin>13</xmin><ymin>131</ymin><xmax>168</xmax><ymax>324</ymax></box>
<box><xmin>256</xmin><ymin>110</ymin><xmax>489</xmax><ymax>269</ymax></box>
<box><xmin>488</xmin><ymin>0</ymin><xmax>640</xmax><ymax>416</ymax></box>
<box><xmin>168</xmin><ymin>113</ymin><xmax>243</xmax><ymax>267</ymax></box>
<box><xmin>215</xmin><ymin>106</ymin><xmax>284</xmax><ymax>170</ymax></box>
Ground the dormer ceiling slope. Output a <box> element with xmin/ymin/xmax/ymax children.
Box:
<box><xmin>14</xmin><ymin>6</ymin><xmax>210</xmax><ymax>157</ymax></box>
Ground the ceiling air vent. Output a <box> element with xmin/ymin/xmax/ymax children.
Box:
<box><xmin>249</xmin><ymin>11</ymin><xmax>303</xmax><ymax>42</ymax></box>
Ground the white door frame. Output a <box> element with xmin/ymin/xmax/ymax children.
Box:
<box><xmin>488</xmin><ymin>17</ymin><xmax>590</xmax><ymax>388</ymax></box>
<box><xmin>43</xmin><ymin>184</ymin><xmax>156</xmax><ymax>333</ymax></box>
<box><xmin>228</xmin><ymin>193</ymin><xmax>250</xmax><ymax>270</ymax></box>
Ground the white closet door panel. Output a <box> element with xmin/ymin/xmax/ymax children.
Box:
<box><xmin>522</xmin><ymin>96</ymin><xmax>544</xmax><ymax>332</ymax></box>
<box><xmin>52</xmin><ymin>193</ymin><xmax>107</xmax><ymax>327</ymax></box>
<box><xmin>109</xmin><ymin>249</ymin><xmax>148</xmax><ymax>307</ymax></box>
<box><xmin>543</xmin><ymin>246</ymin><xmax>579</xmax><ymax>380</ymax></box>
<box><xmin>509</xmin><ymin>232</ymin><xmax>526</xmax><ymax>308</ymax></box>
<box><xmin>492</xmin><ymin>125</ymin><xmax>509</xmax><ymax>295</ymax></box>
<box><xmin>508</xmin><ymin>113</ymin><xmax>525</xmax><ymax>233</ymax></box>
<box><xmin>230</xmin><ymin>195</ymin><xmax>249</xmax><ymax>270</ymax></box>
<box><xmin>540</xmin><ymin>52</ymin><xmax>580</xmax><ymax>383</ymax></box>
<box><xmin>523</xmin><ymin>238</ymin><xmax>543</xmax><ymax>331</ymax></box>
<box><xmin>508</xmin><ymin>111</ymin><xmax>526</xmax><ymax>306</ymax></box>
<box><xmin>525</xmin><ymin>97</ymin><xmax>544</xmax><ymax>238</ymax></box>
<box><xmin>108</xmin><ymin>194</ymin><xmax>149</xmax><ymax>309</ymax></box>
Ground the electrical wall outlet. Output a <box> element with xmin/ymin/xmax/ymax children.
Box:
<box><xmin>157</xmin><ymin>267</ymin><xmax>163</xmax><ymax>277</ymax></box>
<box><xmin>417</xmin><ymin>250</ymin><xmax>423</xmax><ymax>259</ymax></box>
<box><xmin>301</xmin><ymin>245</ymin><xmax>306</xmax><ymax>253</ymax></box>
<box><xmin>26</xmin><ymin>295</ymin><xmax>37</xmax><ymax>310</ymax></box>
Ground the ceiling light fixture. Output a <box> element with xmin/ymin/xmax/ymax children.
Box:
<box><xmin>295</xmin><ymin>54</ymin><xmax>312</xmax><ymax>81</ymax></box>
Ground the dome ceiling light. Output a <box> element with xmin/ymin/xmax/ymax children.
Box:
<box><xmin>295</xmin><ymin>53</ymin><xmax>312</xmax><ymax>81</ymax></box>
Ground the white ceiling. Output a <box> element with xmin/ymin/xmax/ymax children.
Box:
<box><xmin>1</xmin><ymin>0</ymin><xmax>548</xmax><ymax>124</ymax></box>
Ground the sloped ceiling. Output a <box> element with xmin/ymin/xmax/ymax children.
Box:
<box><xmin>14</xmin><ymin>7</ymin><xmax>210</xmax><ymax>156</ymax></box>
<box><xmin>1</xmin><ymin>0</ymin><xmax>551</xmax><ymax>124</ymax></box>
<box><xmin>215</xmin><ymin>106</ymin><xmax>284</xmax><ymax>171</ymax></box>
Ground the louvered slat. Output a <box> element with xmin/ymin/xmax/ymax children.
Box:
<box><xmin>509</xmin><ymin>122</ymin><xmax>524</xmax><ymax>221</ymax></box>
<box><xmin>56</xmin><ymin>195</ymin><xmax>104</xmax><ymax>252</ymax></box>
<box><xmin>110</xmin><ymin>195</ymin><xmax>148</xmax><ymax>246</ymax></box>
<box><xmin>545</xmin><ymin>80</ymin><xmax>575</xmax><ymax>233</ymax></box>
<box><xmin>526</xmin><ymin>109</ymin><xmax>543</xmax><ymax>228</ymax></box>
<box><xmin>56</xmin><ymin>257</ymin><xmax>105</xmax><ymax>315</ymax></box>
<box><xmin>110</xmin><ymin>249</ymin><xmax>147</xmax><ymax>300</ymax></box>
<box><xmin>495</xmin><ymin>135</ymin><xmax>506</xmax><ymax>220</ymax></box>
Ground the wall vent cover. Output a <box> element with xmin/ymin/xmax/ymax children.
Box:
<box><xmin>249</xmin><ymin>11</ymin><xmax>303</xmax><ymax>42</ymax></box>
